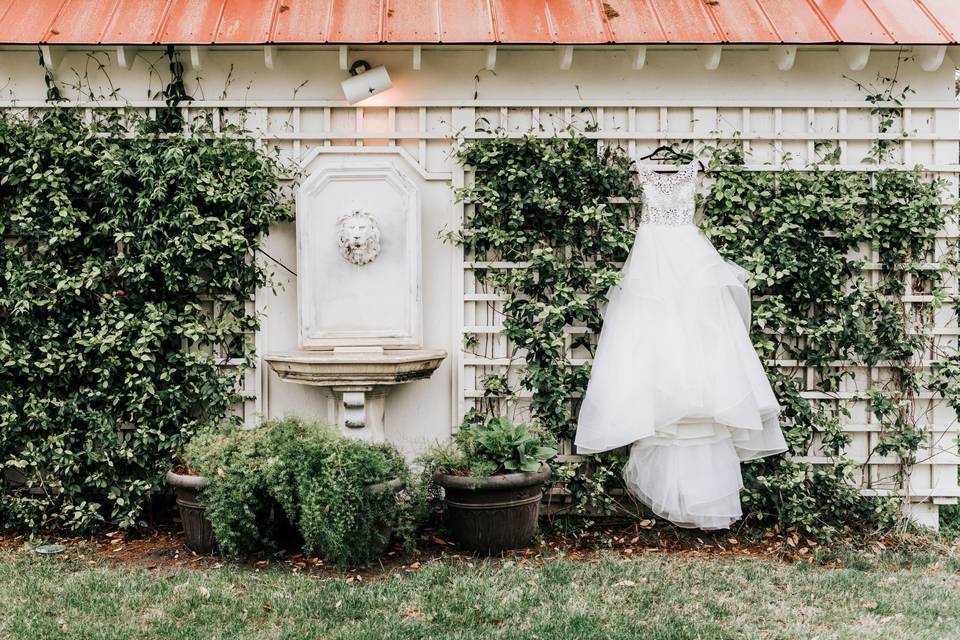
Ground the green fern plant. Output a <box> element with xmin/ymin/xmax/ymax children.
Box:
<box><xmin>183</xmin><ymin>417</ymin><xmax>415</xmax><ymax>567</ymax></box>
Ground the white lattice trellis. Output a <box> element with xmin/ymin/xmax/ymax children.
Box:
<box><xmin>451</xmin><ymin>101</ymin><xmax>960</xmax><ymax>516</ymax></box>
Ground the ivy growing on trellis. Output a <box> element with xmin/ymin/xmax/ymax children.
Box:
<box><xmin>0</xmin><ymin>104</ymin><xmax>292</xmax><ymax>532</ymax></box>
<box><xmin>453</xmin><ymin>128</ymin><xmax>958</xmax><ymax>538</ymax></box>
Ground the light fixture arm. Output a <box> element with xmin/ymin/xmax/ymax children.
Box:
<box><xmin>349</xmin><ymin>60</ymin><xmax>372</xmax><ymax>76</ymax></box>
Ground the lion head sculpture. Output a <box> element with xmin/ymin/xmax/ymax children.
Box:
<box><xmin>336</xmin><ymin>210</ymin><xmax>382</xmax><ymax>266</ymax></box>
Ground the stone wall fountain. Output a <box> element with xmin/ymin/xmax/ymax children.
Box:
<box><xmin>265</xmin><ymin>152</ymin><xmax>446</xmax><ymax>442</ymax></box>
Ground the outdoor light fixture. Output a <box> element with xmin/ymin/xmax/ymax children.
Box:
<box><xmin>340</xmin><ymin>60</ymin><xmax>392</xmax><ymax>104</ymax></box>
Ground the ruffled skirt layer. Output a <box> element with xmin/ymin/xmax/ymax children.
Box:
<box><xmin>574</xmin><ymin>224</ymin><xmax>786</xmax><ymax>530</ymax></box>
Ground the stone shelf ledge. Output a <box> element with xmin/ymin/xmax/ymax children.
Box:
<box><xmin>264</xmin><ymin>348</ymin><xmax>447</xmax><ymax>387</ymax></box>
<box><xmin>264</xmin><ymin>348</ymin><xmax>447</xmax><ymax>442</ymax></box>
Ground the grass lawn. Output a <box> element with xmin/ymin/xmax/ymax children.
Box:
<box><xmin>1</xmin><ymin>542</ymin><xmax>959</xmax><ymax>640</ymax></box>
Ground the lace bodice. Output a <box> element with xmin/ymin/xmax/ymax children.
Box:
<box><xmin>637</xmin><ymin>161</ymin><xmax>698</xmax><ymax>226</ymax></box>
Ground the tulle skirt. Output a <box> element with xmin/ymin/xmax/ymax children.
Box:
<box><xmin>574</xmin><ymin>223</ymin><xmax>787</xmax><ymax>530</ymax></box>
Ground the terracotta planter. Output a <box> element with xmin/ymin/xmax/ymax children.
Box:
<box><xmin>165</xmin><ymin>469</ymin><xmax>215</xmax><ymax>554</ymax></box>
<box><xmin>435</xmin><ymin>465</ymin><xmax>551</xmax><ymax>555</ymax></box>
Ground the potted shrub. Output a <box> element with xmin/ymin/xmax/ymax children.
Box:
<box><xmin>169</xmin><ymin>417</ymin><xmax>414</xmax><ymax>566</ymax></box>
<box><xmin>423</xmin><ymin>416</ymin><xmax>557</xmax><ymax>554</ymax></box>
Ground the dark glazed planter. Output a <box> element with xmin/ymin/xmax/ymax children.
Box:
<box><xmin>165</xmin><ymin>469</ymin><xmax>215</xmax><ymax>554</ymax></box>
<box><xmin>435</xmin><ymin>465</ymin><xmax>550</xmax><ymax>555</ymax></box>
<box><xmin>165</xmin><ymin>471</ymin><xmax>403</xmax><ymax>558</ymax></box>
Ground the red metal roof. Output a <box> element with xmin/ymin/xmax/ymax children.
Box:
<box><xmin>2</xmin><ymin>0</ymin><xmax>959</xmax><ymax>45</ymax></box>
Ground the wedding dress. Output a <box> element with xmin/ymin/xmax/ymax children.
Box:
<box><xmin>574</xmin><ymin>160</ymin><xmax>787</xmax><ymax>530</ymax></box>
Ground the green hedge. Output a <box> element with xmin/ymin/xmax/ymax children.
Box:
<box><xmin>0</xmin><ymin>109</ymin><xmax>291</xmax><ymax>531</ymax></box>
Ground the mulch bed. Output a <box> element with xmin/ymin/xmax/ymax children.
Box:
<box><xmin>0</xmin><ymin>512</ymin><xmax>906</xmax><ymax>581</ymax></box>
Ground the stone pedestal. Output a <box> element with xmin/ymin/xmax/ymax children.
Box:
<box><xmin>264</xmin><ymin>348</ymin><xmax>446</xmax><ymax>442</ymax></box>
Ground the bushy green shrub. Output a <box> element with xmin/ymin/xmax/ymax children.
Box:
<box><xmin>0</xmin><ymin>108</ymin><xmax>291</xmax><ymax>531</ymax></box>
<box><xmin>184</xmin><ymin>417</ymin><xmax>413</xmax><ymax>567</ymax></box>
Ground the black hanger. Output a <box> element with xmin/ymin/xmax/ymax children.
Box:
<box><xmin>639</xmin><ymin>145</ymin><xmax>705</xmax><ymax>171</ymax></box>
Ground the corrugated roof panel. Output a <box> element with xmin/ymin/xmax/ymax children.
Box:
<box><xmin>600</xmin><ymin>0</ymin><xmax>667</xmax><ymax>43</ymax></box>
<box><xmin>2</xmin><ymin>0</ymin><xmax>960</xmax><ymax>45</ymax></box>
<box><xmin>102</xmin><ymin>0</ymin><xmax>171</xmax><ymax>44</ymax></box>
<box><xmin>544</xmin><ymin>0</ymin><xmax>609</xmax><ymax>43</ymax></box>
<box><xmin>754</xmin><ymin>0</ymin><xmax>836</xmax><ymax>43</ymax></box>
<box><xmin>216</xmin><ymin>0</ymin><xmax>277</xmax><ymax>43</ymax></box>
<box><xmin>810</xmin><ymin>0</ymin><xmax>893</xmax><ymax>43</ymax></box>
<box><xmin>0</xmin><ymin>0</ymin><xmax>63</xmax><ymax>43</ymax></box>
<box><xmin>158</xmin><ymin>0</ymin><xmax>226</xmax><ymax>44</ymax></box>
<box><xmin>0</xmin><ymin>0</ymin><xmax>13</xmax><ymax>27</ymax></box>
<box><xmin>647</xmin><ymin>0</ymin><xmax>721</xmax><ymax>43</ymax></box>
<box><xmin>437</xmin><ymin>0</ymin><xmax>494</xmax><ymax>43</ymax></box>
<box><xmin>492</xmin><ymin>0</ymin><xmax>553</xmax><ymax>43</ymax></box>
<box><xmin>385</xmin><ymin>0</ymin><xmax>440</xmax><ymax>42</ymax></box>
<box><xmin>272</xmin><ymin>0</ymin><xmax>332</xmax><ymax>42</ymax></box>
<box><xmin>919</xmin><ymin>0</ymin><xmax>960</xmax><ymax>42</ymax></box>
<box><xmin>705</xmin><ymin>0</ymin><xmax>779</xmax><ymax>43</ymax></box>
<box><xmin>867</xmin><ymin>0</ymin><xmax>951</xmax><ymax>43</ymax></box>
<box><xmin>327</xmin><ymin>0</ymin><xmax>381</xmax><ymax>42</ymax></box>
<box><xmin>47</xmin><ymin>0</ymin><xmax>116</xmax><ymax>43</ymax></box>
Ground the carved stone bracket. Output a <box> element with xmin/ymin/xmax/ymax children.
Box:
<box><xmin>328</xmin><ymin>386</ymin><xmax>387</xmax><ymax>442</ymax></box>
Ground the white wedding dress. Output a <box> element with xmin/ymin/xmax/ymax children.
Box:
<box><xmin>574</xmin><ymin>161</ymin><xmax>787</xmax><ymax>530</ymax></box>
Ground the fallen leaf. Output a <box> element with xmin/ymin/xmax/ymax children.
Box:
<box><xmin>613</xmin><ymin>580</ymin><xmax>637</xmax><ymax>587</ymax></box>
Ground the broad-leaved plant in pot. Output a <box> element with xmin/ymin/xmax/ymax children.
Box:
<box><xmin>421</xmin><ymin>416</ymin><xmax>557</xmax><ymax>554</ymax></box>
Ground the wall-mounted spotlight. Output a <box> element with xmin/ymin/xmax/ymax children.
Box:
<box><xmin>340</xmin><ymin>60</ymin><xmax>392</xmax><ymax>105</ymax></box>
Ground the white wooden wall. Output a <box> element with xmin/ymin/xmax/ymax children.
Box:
<box><xmin>1</xmin><ymin>45</ymin><xmax>957</xmax><ymax>521</ymax></box>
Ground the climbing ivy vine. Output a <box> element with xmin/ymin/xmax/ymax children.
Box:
<box><xmin>704</xmin><ymin>150</ymin><xmax>953</xmax><ymax>536</ymax></box>
<box><xmin>0</xmin><ymin>69</ymin><xmax>292</xmax><ymax>531</ymax></box>
<box><xmin>453</xmin><ymin>126</ymin><xmax>958</xmax><ymax>538</ymax></box>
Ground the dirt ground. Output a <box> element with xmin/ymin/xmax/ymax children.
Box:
<box><xmin>0</xmin><ymin>510</ymin><xmax>919</xmax><ymax>580</ymax></box>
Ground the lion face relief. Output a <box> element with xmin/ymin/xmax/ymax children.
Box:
<box><xmin>336</xmin><ymin>210</ymin><xmax>381</xmax><ymax>266</ymax></box>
